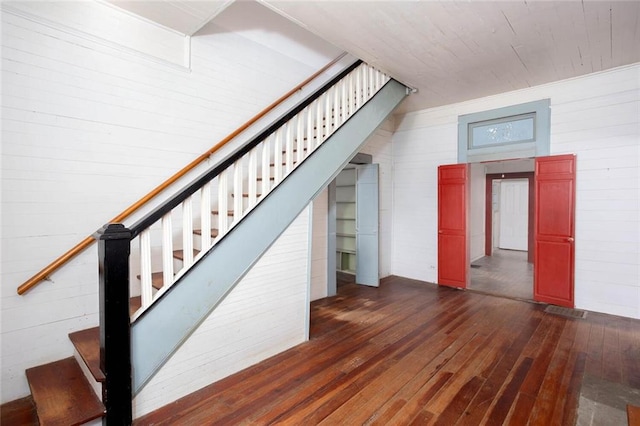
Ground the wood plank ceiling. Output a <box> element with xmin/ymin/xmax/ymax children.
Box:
<box><xmin>109</xmin><ymin>0</ymin><xmax>640</xmax><ymax>114</ymax></box>
<box><xmin>105</xmin><ymin>0</ymin><xmax>234</xmax><ymax>36</ymax></box>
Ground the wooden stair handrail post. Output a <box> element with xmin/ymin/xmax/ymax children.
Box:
<box><xmin>97</xmin><ymin>224</ymin><xmax>133</xmax><ymax>425</ymax></box>
<box><xmin>16</xmin><ymin>52</ymin><xmax>348</xmax><ymax>295</ymax></box>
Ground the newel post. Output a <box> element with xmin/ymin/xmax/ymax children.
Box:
<box><xmin>97</xmin><ymin>223</ymin><xmax>133</xmax><ymax>425</ymax></box>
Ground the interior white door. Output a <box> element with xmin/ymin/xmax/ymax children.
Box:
<box><xmin>499</xmin><ymin>179</ymin><xmax>529</xmax><ymax>251</ymax></box>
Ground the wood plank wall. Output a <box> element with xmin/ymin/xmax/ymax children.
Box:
<box><xmin>0</xmin><ymin>2</ymin><xmax>335</xmax><ymax>404</ymax></box>
<box><xmin>134</xmin><ymin>209</ymin><xmax>311</xmax><ymax>417</ymax></box>
<box><xmin>392</xmin><ymin>64</ymin><xmax>640</xmax><ymax>319</ymax></box>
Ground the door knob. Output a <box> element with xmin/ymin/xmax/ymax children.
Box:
<box><xmin>567</xmin><ymin>237</ymin><xmax>574</xmax><ymax>242</ymax></box>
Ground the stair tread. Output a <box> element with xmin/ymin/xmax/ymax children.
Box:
<box><xmin>173</xmin><ymin>249</ymin><xmax>200</xmax><ymax>261</ymax></box>
<box><xmin>26</xmin><ymin>357</ymin><xmax>104</xmax><ymax>426</ymax></box>
<box><xmin>0</xmin><ymin>396</ymin><xmax>38</xmax><ymax>426</ymax></box>
<box><xmin>281</xmin><ymin>147</ymin><xmax>308</xmax><ymax>154</ymax></box>
<box><xmin>231</xmin><ymin>193</ymin><xmax>262</xmax><ymax>198</ymax></box>
<box><xmin>193</xmin><ymin>228</ymin><xmax>219</xmax><ymax>238</ymax></box>
<box><xmin>151</xmin><ymin>272</ymin><xmax>164</xmax><ymax>289</ymax></box>
<box><xmin>629</xmin><ymin>404</ymin><xmax>640</xmax><ymax>426</ymax></box>
<box><xmin>136</xmin><ymin>272</ymin><xmax>164</xmax><ymax>290</ymax></box>
<box><xmin>130</xmin><ymin>296</ymin><xmax>141</xmax><ymax>314</ymax></box>
<box><xmin>212</xmin><ymin>209</ymin><xmax>234</xmax><ymax>216</ymax></box>
<box><xmin>68</xmin><ymin>327</ymin><xmax>104</xmax><ymax>383</ymax></box>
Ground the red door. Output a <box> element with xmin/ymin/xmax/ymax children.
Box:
<box><xmin>438</xmin><ymin>164</ymin><xmax>469</xmax><ymax>288</ymax></box>
<box><xmin>534</xmin><ymin>154</ymin><xmax>576</xmax><ymax>307</ymax></box>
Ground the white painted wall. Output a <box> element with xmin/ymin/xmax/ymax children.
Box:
<box><xmin>134</xmin><ymin>209</ymin><xmax>310</xmax><ymax>416</ymax></box>
<box><xmin>310</xmin><ymin>189</ymin><xmax>328</xmax><ymax>301</ymax></box>
<box><xmin>469</xmin><ymin>163</ymin><xmax>486</xmax><ymax>262</ymax></box>
<box><xmin>360</xmin><ymin>120</ymin><xmax>395</xmax><ymax>279</ymax></box>
<box><xmin>2</xmin><ymin>1</ymin><xmax>188</xmax><ymax>66</ymax></box>
<box><xmin>0</xmin><ymin>1</ymin><xmax>342</xmax><ymax>403</ymax></box>
<box><xmin>392</xmin><ymin>63</ymin><xmax>640</xmax><ymax>319</ymax></box>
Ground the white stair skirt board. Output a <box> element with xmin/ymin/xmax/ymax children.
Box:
<box><xmin>130</xmin><ymin>79</ymin><xmax>409</xmax><ymax>393</ymax></box>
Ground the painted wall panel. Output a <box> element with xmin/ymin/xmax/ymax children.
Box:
<box><xmin>392</xmin><ymin>63</ymin><xmax>640</xmax><ymax>319</ymax></box>
<box><xmin>469</xmin><ymin>163</ymin><xmax>486</xmax><ymax>262</ymax></box>
<box><xmin>3</xmin><ymin>1</ymin><xmax>187</xmax><ymax>66</ymax></box>
<box><xmin>310</xmin><ymin>189</ymin><xmax>328</xmax><ymax>301</ymax></box>
<box><xmin>359</xmin><ymin>125</ymin><xmax>394</xmax><ymax>278</ymax></box>
<box><xmin>0</xmin><ymin>2</ymin><xmax>339</xmax><ymax>403</ymax></box>
<box><xmin>134</xmin><ymin>210</ymin><xmax>310</xmax><ymax>416</ymax></box>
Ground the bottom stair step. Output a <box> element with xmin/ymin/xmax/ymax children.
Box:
<box><xmin>0</xmin><ymin>396</ymin><xmax>38</xmax><ymax>426</ymax></box>
<box><xmin>131</xmin><ymin>295</ymin><xmax>142</xmax><ymax>314</ymax></box>
<box><xmin>69</xmin><ymin>327</ymin><xmax>104</xmax><ymax>383</ymax></box>
<box><xmin>26</xmin><ymin>357</ymin><xmax>105</xmax><ymax>426</ymax></box>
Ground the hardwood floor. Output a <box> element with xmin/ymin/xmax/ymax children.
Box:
<box><xmin>470</xmin><ymin>249</ymin><xmax>533</xmax><ymax>301</ymax></box>
<box><xmin>135</xmin><ymin>275</ymin><xmax>640</xmax><ymax>425</ymax></box>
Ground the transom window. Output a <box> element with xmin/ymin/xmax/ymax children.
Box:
<box><xmin>469</xmin><ymin>113</ymin><xmax>535</xmax><ymax>148</ymax></box>
<box><xmin>458</xmin><ymin>99</ymin><xmax>550</xmax><ymax>163</ymax></box>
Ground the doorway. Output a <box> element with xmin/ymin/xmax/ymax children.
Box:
<box><xmin>438</xmin><ymin>155</ymin><xmax>576</xmax><ymax>308</ymax></box>
<box><xmin>469</xmin><ymin>160</ymin><xmax>534</xmax><ymax>300</ymax></box>
<box><xmin>329</xmin><ymin>159</ymin><xmax>380</xmax><ymax>292</ymax></box>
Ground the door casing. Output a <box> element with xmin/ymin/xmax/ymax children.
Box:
<box><xmin>484</xmin><ymin>172</ymin><xmax>534</xmax><ymax>263</ymax></box>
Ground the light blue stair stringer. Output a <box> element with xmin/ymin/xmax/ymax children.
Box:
<box><xmin>130</xmin><ymin>79</ymin><xmax>409</xmax><ymax>394</ymax></box>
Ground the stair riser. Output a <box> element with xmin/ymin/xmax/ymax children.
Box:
<box><xmin>73</xmin><ymin>348</ymin><xmax>102</xmax><ymax>405</ymax></box>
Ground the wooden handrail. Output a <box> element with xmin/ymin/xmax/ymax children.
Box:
<box><xmin>17</xmin><ymin>52</ymin><xmax>349</xmax><ymax>295</ymax></box>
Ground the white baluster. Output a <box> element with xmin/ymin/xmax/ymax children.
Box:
<box><xmin>363</xmin><ymin>65</ymin><xmax>369</xmax><ymax>100</ymax></box>
<box><xmin>161</xmin><ymin>212</ymin><xmax>174</xmax><ymax>288</ymax></box>
<box><xmin>218</xmin><ymin>170</ymin><xmax>228</xmax><ymax>235</ymax></box>
<box><xmin>316</xmin><ymin>93</ymin><xmax>324</xmax><ymax>146</ymax></box>
<box><xmin>356</xmin><ymin>66</ymin><xmax>363</xmax><ymax>110</ymax></box>
<box><xmin>261</xmin><ymin>136</ymin><xmax>271</xmax><ymax>196</ymax></box>
<box><xmin>248</xmin><ymin>147</ymin><xmax>258</xmax><ymax>208</ymax></box>
<box><xmin>285</xmin><ymin>120</ymin><xmax>294</xmax><ymax>174</ymax></box>
<box><xmin>365</xmin><ymin>67</ymin><xmax>371</xmax><ymax>100</ymax></box>
<box><xmin>363</xmin><ymin>65</ymin><xmax>369</xmax><ymax>101</ymax></box>
<box><xmin>350</xmin><ymin>72</ymin><xmax>356</xmax><ymax>114</ymax></box>
<box><xmin>363</xmin><ymin>66</ymin><xmax>370</xmax><ymax>102</ymax></box>
<box><xmin>200</xmin><ymin>182</ymin><xmax>211</xmax><ymax>251</ymax></box>
<box><xmin>273</xmin><ymin>127</ymin><xmax>283</xmax><ymax>183</ymax></box>
<box><xmin>139</xmin><ymin>229</ymin><xmax>153</xmax><ymax>309</ymax></box>
<box><xmin>324</xmin><ymin>88</ymin><xmax>332</xmax><ymax>139</ymax></box>
<box><xmin>340</xmin><ymin>79</ymin><xmax>347</xmax><ymax>126</ymax></box>
<box><xmin>371</xmin><ymin>67</ymin><xmax>376</xmax><ymax>95</ymax></box>
<box><xmin>307</xmin><ymin>100</ymin><xmax>315</xmax><ymax>153</ymax></box>
<box><xmin>296</xmin><ymin>108</ymin><xmax>304</xmax><ymax>164</ymax></box>
<box><xmin>373</xmin><ymin>68</ymin><xmax>378</xmax><ymax>94</ymax></box>
<box><xmin>332</xmin><ymin>83</ymin><xmax>342</xmax><ymax>128</ymax></box>
<box><xmin>182</xmin><ymin>197</ymin><xmax>194</xmax><ymax>269</ymax></box>
<box><xmin>330</xmin><ymin>86</ymin><xmax>337</xmax><ymax>135</ymax></box>
<box><xmin>233</xmin><ymin>159</ymin><xmax>243</xmax><ymax>221</ymax></box>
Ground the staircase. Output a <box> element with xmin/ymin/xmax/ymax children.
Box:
<box><xmin>12</xmin><ymin>62</ymin><xmax>409</xmax><ymax>425</ymax></box>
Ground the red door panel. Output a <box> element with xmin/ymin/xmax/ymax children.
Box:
<box><xmin>439</xmin><ymin>234</ymin><xmax>467</xmax><ymax>285</ymax></box>
<box><xmin>438</xmin><ymin>164</ymin><xmax>469</xmax><ymax>288</ymax></box>
<box><xmin>535</xmin><ymin>241</ymin><xmax>573</xmax><ymax>301</ymax></box>
<box><xmin>534</xmin><ymin>154</ymin><xmax>576</xmax><ymax>307</ymax></box>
